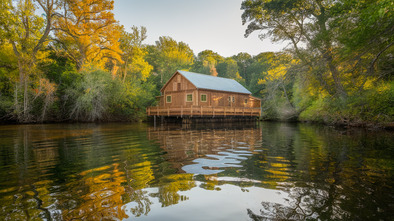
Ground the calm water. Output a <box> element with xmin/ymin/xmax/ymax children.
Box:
<box><xmin>0</xmin><ymin>122</ymin><xmax>393</xmax><ymax>220</ymax></box>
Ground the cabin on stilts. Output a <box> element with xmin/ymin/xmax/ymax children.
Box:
<box><xmin>146</xmin><ymin>70</ymin><xmax>261</xmax><ymax>121</ymax></box>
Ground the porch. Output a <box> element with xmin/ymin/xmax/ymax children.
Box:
<box><xmin>146</xmin><ymin>105</ymin><xmax>261</xmax><ymax>117</ymax></box>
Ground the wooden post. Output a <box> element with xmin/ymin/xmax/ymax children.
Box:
<box><xmin>200</xmin><ymin>106</ymin><xmax>203</xmax><ymax>116</ymax></box>
<box><xmin>167</xmin><ymin>107</ymin><xmax>169</xmax><ymax>116</ymax></box>
<box><xmin>191</xmin><ymin>105</ymin><xmax>193</xmax><ymax>116</ymax></box>
<box><xmin>181</xmin><ymin>106</ymin><xmax>183</xmax><ymax>117</ymax></box>
<box><xmin>212</xmin><ymin>106</ymin><xmax>215</xmax><ymax>117</ymax></box>
<box><xmin>224</xmin><ymin>107</ymin><xmax>226</xmax><ymax>117</ymax></box>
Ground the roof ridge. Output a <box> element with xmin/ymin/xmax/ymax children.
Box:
<box><xmin>178</xmin><ymin>70</ymin><xmax>239</xmax><ymax>81</ymax></box>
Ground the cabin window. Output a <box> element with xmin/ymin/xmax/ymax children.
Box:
<box><xmin>201</xmin><ymin>94</ymin><xmax>207</xmax><ymax>102</ymax></box>
<box><xmin>186</xmin><ymin>94</ymin><xmax>193</xmax><ymax>102</ymax></box>
<box><xmin>232</xmin><ymin>96</ymin><xmax>235</xmax><ymax>103</ymax></box>
<box><xmin>166</xmin><ymin>95</ymin><xmax>172</xmax><ymax>103</ymax></box>
<box><xmin>244</xmin><ymin>99</ymin><xmax>248</xmax><ymax>104</ymax></box>
<box><xmin>228</xmin><ymin>96</ymin><xmax>231</xmax><ymax>103</ymax></box>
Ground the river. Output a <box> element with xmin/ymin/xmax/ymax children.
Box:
<box><xmin>0</xmin><ymin>122</ymin><xmax>392</xmax><ymax>220</ymax></box>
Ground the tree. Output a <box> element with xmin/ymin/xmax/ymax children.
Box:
<box><xmin>53</xmin><ymin>0</ymin><xmax>122</xmax><ymax>71</ymax></box>
<box><xmin>232</xmin><ymin>52</ymin><xmax>253</xmax><ymax>84</ymax></box>
<box><xmin>191</xmin><ymin>50</ymin><xmax>223</xmax><ymax>76</ymax></box>
<box><xmin>216</xmin><ymin>58</ymin><xmax>239</xmax><ymax>79</ymax></box>
<box><xmin>119</xmin><ymin>26</ymin><xmax>152</xmax><ymax>82</ymax></box>
<box><xmin>241</xmin><ymin>0</ymin><xmax>393</xmax><ymax>123</ymax></box>
<box><xmin>258</xmin><ymin>53</ymin><xmax>299</xmax><ymax>119</ymax></box>
<box><xmin>242</xmin><ymin>0</ymin><xmax>393</xmax><ymax>97</ymax></box>
<box><xmin>146</xmin><ymin>36</ymin><xmax>194</xmax><ymax>85</ymax></box>
<box><xmin>0</xmin><ymin>0</ymin><xmax>58</xmax><ymax>122</ymax></box>
<box><xmin>241</xmin><ymin>0</ymin><xmax>348</xmax><ymax>96</ymax></box>
<box><xmin>245</xmin><ymin>52</ymin><xmax>274</xmax><ymax>95</ymax></box>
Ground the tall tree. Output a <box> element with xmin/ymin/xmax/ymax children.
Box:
<box><xmin>0</xmin><ymin>0</ymin><xmax>58</xmax><ymax>122</ymax></box>
<box><xmin>216</xmin><ymin>58</ymin><xmax>239</xmax><ymax>79</ymax></box>
<box><xmin>192</xmin><ymin>50</ymin><xmax>223</xmax><ymax>76</ymax></box>
<box><xmin>241</xmin><ymin>0</ymin><xmax>347</xmax><ymax>96</ymax></box>
<box><xmin>119</xmin><ymin>26</ymin><xmax>152</xmax><ymax>82</ymax></box>
<box><xmin>232</xmin><ymin>52</ymin><xmax>253</xmax><ymax>84</ymax></box>
<box><xmin>241</xmin><ymin>0</ymin><xmax>393</xmax><ymax>98</ymax></box>
<box><xmin>147</xmin><ymin>36</ymin><xmax>194</xmax><ymax>85</ymax></box>
<box><xmin>54</xmin><ymin>0</ymin><xmax>122</xmax><ymax>71</ymax></box>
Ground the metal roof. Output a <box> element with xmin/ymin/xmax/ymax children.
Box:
<box><xmin>177</xmin><ymin>70</ymin><xmax>251</xmax><ymax>94</ymax></box>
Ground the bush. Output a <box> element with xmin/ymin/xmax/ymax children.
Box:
<box><xmin>65</xmin><ymin>69</ymin><xmax>122</xmax><ymax>121</ymax></box>
<box><xmin>299</xmin><ymin>81</ymin><xmax>394</xmax><ymax>126</ymax></box>
<box><xmin>63</xmin><ymin>69</ymin><xmax>156</xmax><ymax>122</ymax></box>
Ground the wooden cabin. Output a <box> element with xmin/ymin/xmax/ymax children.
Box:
<box><xmin>147</xmin><ymin>70</ymin><xmax>261</xmax><ymax>117</ymax></box>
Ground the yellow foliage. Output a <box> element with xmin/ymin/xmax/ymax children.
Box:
<box><xmin>129</xmin><ymin>161</ymin><xmax>154</xmax><ymax>189</ymax></box>
<box><xmin>54</xmin><ymin>0</ymin><xmax>123</xmax><ymax>71</ymax></box>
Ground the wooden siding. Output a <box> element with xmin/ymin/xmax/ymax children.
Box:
<box><xmin>149</xmin><ymin>72</ymin><xmax>262</xmax><ymax>117</ymax></box>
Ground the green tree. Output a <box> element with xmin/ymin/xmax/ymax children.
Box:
<box><xmin>147</xmin><ymin>36</ymin><xmax>194</xmax><ymax>85</ymax></box>
<box><xmin>0</xmin><ymin>0</ymin><xmax>58</xmax><ymax>122</ymax></box>
<box><xmin>242</xmin><ymin>0</ymin><xmax>347</xmax><ymax>96</ymax></box>
<box><xmin>64</xmin><ymin>69</ymin><xmax>121</xmax><ymax>121</ymax></box>
<box><xmin>191</xmin><ymin>50</ymin><xmax>223</xmax><ymax>76</ymax></box>
<box><xmin>232</xmin><ymin>52</ymin><xmax>253</xmax><ymax>84</ymax></box>
<box><xmin>119</xmin><ymin>26</ymin><xmax>153</xmax><ymax>82</ymax></box>
<box><xmin>216</xmin><ymin>58</ymin><xmax>242</xmax><ymax>82</ymax></box>
<box><xmin>241</xmin><ymin>0</ymin><xmax>393</xmax><ymax>124</ymax></box>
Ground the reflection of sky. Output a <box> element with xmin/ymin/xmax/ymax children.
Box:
<box><xmin>182</xmin><ymin>149</ymin><xmax>253</xmax><ymax>175</ymax></box>
<box><xmin>126</xmin><ymin>183</ymin><xmax>289</xmax><ymax>221</ymax></box>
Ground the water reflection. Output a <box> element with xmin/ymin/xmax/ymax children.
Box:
<box><xmin>147</xmin><ymin>125</ymin><xmax>261</xmax><ymax>175</ymax></box>
<box><xmin>0</xmin><ymin>123</ymin><xmax>392</xmax><ymax>220</ymax></box>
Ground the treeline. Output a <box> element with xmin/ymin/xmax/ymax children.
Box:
<box><xmin>0</xmin><ymin>0</ymin><xmax>393</xmax><ymax>126</ymax></box>
<box><xmin>241</xmin><ymin>0</ymin><xmax>393</xmax><ymax>126</ymax></box>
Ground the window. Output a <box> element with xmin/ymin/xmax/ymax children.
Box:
<box><xmin>244</xmin><ymin>99</ymin><xmax>248</xmax><ymax>104</ymax></box>
<box><xmin>228</xmin><ymin>96</ymin><xmax>231</xmax><ymax>103</ymax></box>
<box><xmin>177</xmin><ymin>83</ymin><xmax>181</xmax><ymax>91</ymax></box>
<box><xmin>232</xmin><ymin>96</ymin><xmax>235</xmax><ymax>103</ymax></box>
<box><xmin>201</xmin><ymin>94</ymin><xmax>207</xmax><ymax>102</ymax></box>
<box><xmin>166</xmin><ymin>95</ymin><xmax>172</xmax><ymax>103</ymax></box>
<box><xmin>186</xmin><ymin>94</ymin><xmax>193</xmax><ymax>102</ymax></box>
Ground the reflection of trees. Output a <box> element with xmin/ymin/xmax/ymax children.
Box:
<box><xmin>60</xmin><ymin>163</ymin><xmax>128</xmax><ymax>220</ymax></box>
<box><xmin>247</xmin><ymin>123</ymin><xmax>394</xmax><ymax>220</ymax></box>
<box><xmin>123</xmin><ymin>160</ymin><xmax>155</xmax><ymax>217</ymax></box>
<box><xmin>0</xmin><ymin>125</ymin><xmax>60</xmax><ymax>220</ymax></box>
<box><xmin>151</xmin><ymin>174</ymin><xmax>196</xmax><ymax>207</ymax></box>
<box><xmin>1</xmin><ymin>123</ymin><xmax>392</xmax><ymax>220</ymax></box>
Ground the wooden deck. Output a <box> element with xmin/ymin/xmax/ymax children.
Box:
<box><xmin>147</xmin><ymin>106</ymin><xmax>261</xmax><ymax>117</ymax></box>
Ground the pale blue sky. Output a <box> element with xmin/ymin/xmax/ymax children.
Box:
<box><xmin>114</xmin><ymin>0</ymin><xmax>284</xmax><ymax>57</ymax></box>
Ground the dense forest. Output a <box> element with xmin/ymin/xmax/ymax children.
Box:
<box><xmin>0</xmin><ymin>0</ymin><xmax>392</xmax><ymax>127</ymax></box>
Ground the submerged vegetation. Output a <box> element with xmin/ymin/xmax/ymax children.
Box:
<box><xmin>0</xmin><ymin>0</ymin><xmax>392</xmax><ymax>126</ymax></box>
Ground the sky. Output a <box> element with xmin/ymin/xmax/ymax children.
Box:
<box><xmin>113</xmin><ymin>0</ymin><xmax>286</xmax><ymax>57</ymax></box>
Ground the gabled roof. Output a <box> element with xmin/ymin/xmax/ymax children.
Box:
<box><xmin>172</xmin><ymin>70</ymin><xmax>251</xmax><ymax>94</ymax></box>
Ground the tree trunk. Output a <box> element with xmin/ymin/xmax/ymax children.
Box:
<box><xmin>316</xmin><ymin>1</ymin><xmax>347</xmax><ymax>98</ymax></box>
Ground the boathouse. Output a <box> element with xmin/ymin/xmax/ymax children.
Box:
<box><xmin>146</xmin><ymin>70</ymin><xmax>261</xmax><ymax>118</ymax></box>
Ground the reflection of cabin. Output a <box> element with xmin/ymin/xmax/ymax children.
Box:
<box><xmin>147</xmin><ymin>70</ymin><xmax>261</xmax><ymax>118</ymax></box>
<box><xmin>147</xmin><ymin>126</ymin><xmax>262</xmax><ymax>173</ymax></box>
